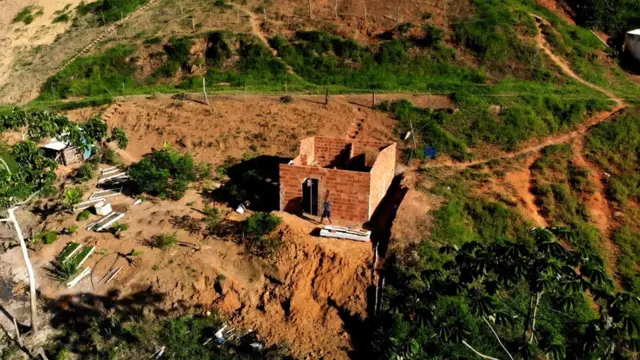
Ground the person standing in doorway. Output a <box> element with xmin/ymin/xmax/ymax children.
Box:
<box><xmin>320</xmin><ymin>191</ymin><xmax>332</xmax><ymax>224</ymax></box>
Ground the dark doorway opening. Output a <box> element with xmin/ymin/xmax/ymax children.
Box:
<box><xmin>302</xmin><ymin>178</ymin><xmax>319</xmax><ymax>216</ymax></box>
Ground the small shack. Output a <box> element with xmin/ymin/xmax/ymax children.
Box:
<box><xmin>41</xmin><ymin>138</ymin><xmax>91</xmax><ymax>166</ymax></box>
<box><xmin>624</xmin><ymin>29</ymin><xmax>640</xmax><ymax>63</ymax></box>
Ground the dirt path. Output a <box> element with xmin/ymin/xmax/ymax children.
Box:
<box><xmin>504</xmin><ymin>155</ymin><xmax>548</xmax><ymax>227</ymax></box>
<box><xmin>531</xmin><ymin>14</ymin><xmax>622</xmax><ymax>106</ymax></box>
<box><xmin>571</xmin><ymin>137</ymin><xmax>621</xmax><ymax>285</ymax></box>
<box><xmin>425</xmin><ymin>14</ymin><xmax>626</xmax><ymax>171</ymax></box>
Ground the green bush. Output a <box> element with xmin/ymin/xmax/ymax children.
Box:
<box><xmin>35</xmin><ymin>231</ymin><xmax>58</xmax><ymax>245</ymax></box>
<box><xmin>76</xmin><ymin>0</ymin><xmax>149</xmax><ymax>25</ymax></box>
<box><xmin>203</xmin><ymin>205</ymin><xmax>222</xmax><ymax>236</ymax></box>
<box><xmin>128</xmin><ymin>148</ymin><xmax>196</xmax><ymax>200</ymax></box>
<box><xmin>151</xmin><ymin>233</ymin><xmax>177</xmax><ymax>249</ymax></box>
<box><xmin>13</xmin><ymin>6</ymin><xmax>43</xmax><ymax>25</ymax></box>
<box><xmin>76</xmin><ymin>210</ymin><xmax>91</xmax><ymax>221</ymax></box>
<box><xmin>243</xmin><ymin>212</ymin><xmax>283</xmax><ymax>257</ymax></box>
<box><xmin>245</xmin><ymin>212</ymin><xmax>281</xmax><ymax>237</ymax></box>
<box><xmin>143</xmin><ymin>36</ymin><xmax>162</xmax><ymax>45</ymax></box>
<box><xmin>75</xmin><ymin>161</ymin><xmax>98</xmax><ymax>181</ymax></box>
<box><xmin>64</xmin><ymin>187</ymin><xmax>84</xmax><ymax>208</ymax></box>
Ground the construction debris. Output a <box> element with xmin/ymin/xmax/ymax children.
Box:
<box><xmin>105</xmin><ymin>266</ymin><xmax>123</xmax><ymax>283</ymax></box>
<box><xmin>94</xmin><ymin>201</ymin><xmax>113</xmax><ymax>216</ymax></box>
<box><xmin>72</xmin><ymin>198</ymin><xmax>105</xmax><ymax>212</ymax></box>
<box><xmin>66</xmin><ymin>267</ymin><xmax>92</xmax><ymax>288</ymax></box>
<box><xmin>90</xmin><ymin>188</ymin><xmax>123</xmax><ymax>200</ymax></box>
<box><xmin>87</xmin><ymin>212</ymin><xmax>125</xmax><ymax>232</ymax></box>
<box><xmin>319</xmin><ymin>225</ymin><xmax>371</xmax><ymax>242</ymax></box>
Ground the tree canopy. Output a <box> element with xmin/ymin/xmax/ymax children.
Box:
<box><xmin>128</xmin><ymin>147</ymin><xmax>197</xmax><ymax>200</ymax></box>
<box><xmin>373</xmin><ymin>227</ymin><xmax>640</xmax><ymax>359</ymax></box>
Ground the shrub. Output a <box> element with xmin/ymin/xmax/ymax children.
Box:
<box><xmin>76</xmin><ymin>210</ymin><xmax>91</xmax><ymax>221</ymax></box>
<box><xmin>35</xmin><ymin>231</ymin><xmax>58</xmax><ymax>245</ymax></box>
<box><xmin>203</xmin><ymin>205</ymin><xmax>222</xmax><ymax>236</ymax></box>
<box><xmin>64</xmin><ymin>187</ymin><xmax>84</xmax><ymax>208</ymax></box>
<box><xmin>151</xmin><ymin>233</ymin><xmax>177</xmax><ymax>249</ymax></box>
<box><xmin>280</xmin><ymin>95</ymin><xmax>293</xmax><ymax>103</ymax></box>
<box><xmin>75</xmin><ymin>162</ymin><xmax>97</xmax><ymax>181</ymax></box>
<box><xmin>61</xmin><ymin>225</ymin><xmax>79</xmax><ymax>235</ymax></box>
<box><xmin>111</xmin><ymin>127</ymin><xmax>128</xmax><ymax>149</ymax></box>
<box><xmin>128</xmin><ymin>148</ymin><xmax>197</xmax><ymax>200</ymax></box>
<box><xmin>143</xmin><ymin>36</ymin><xmax>162</xmax><ymax>45</ymax></box>
<box><xmin>243</xmin><ymin>212</ymin><xmax>283</xmax><ymax>257</ymax></box>
<box><xmin>101</xmin><ymin>148</ymin><xmax>117</xmax><ymax>165</ymax></box>
<box><xmin>111</xmin><ymin>222</ymin><xmax>129</xmax><ymax>239</ymax></box>
<box><xmin>245</xmin><ymin>212</ymin><xmax>281</xmax><ymax>238</ymax></box>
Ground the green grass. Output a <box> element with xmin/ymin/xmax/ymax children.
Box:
<box><xmin>0</xmin><ymin>151</ymin><xmax>19</xmax><ymax>173</ymax></box>
<box><xmin>39</xmin><ymin>44</ymin><xmax>137</xmax><ymax>101</ymax></box>
<box><xmin>12</xmin><ymin>6</ymin><xmax>43</xmax><ymax>25</ymax></box>
<box><xmin>76</xmin><ymin>0</ymin><xmax>149</xmax><ymax>25</ymax></box>
<box><xmin>378</xmin><ymin>95</ymin><xmax>612</xmax><ymax>160</ymax></box>
<box><xmin>612</xmin><ymin>227</ymin><xmax>640</xmax><ymax>292</ymax></box>
<box><xmin>585</xmin><ymin>111</ymin><xmax>640</xmax><ymax>205</ymax></box>
<box><xmin>530</xmin><ymin>144</ymin><xmax>605</xmax><ymax>254</ymax></box>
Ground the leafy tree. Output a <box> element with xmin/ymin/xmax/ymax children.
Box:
<box><xmin>83</xmin><ymin>118</ymin><xmax>108</xmax><ymax>143</ymax></box>
<box><xmin>128</xmin><ymin>148</ymin><xmax>196</xmax><ymax>200</ymax></box>
<box><xmin>373</xmin><ymin>227</ymin><xmax>639</xmax><ymax>359</ymax></box>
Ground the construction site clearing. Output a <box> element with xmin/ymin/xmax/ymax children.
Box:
<box><xmin>0</xmin><ymin>94</ymin><xmax>439</xmax><ymax>359</ymax></box>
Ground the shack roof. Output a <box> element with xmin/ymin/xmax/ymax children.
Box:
<box><xmin>41</xmin><ymin>138</ymin><xmax>68</xmax><ymax>151</ymax></box>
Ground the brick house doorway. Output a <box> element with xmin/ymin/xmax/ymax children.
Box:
<box><xmin>302</xmin><ymin>178</ymin><xmax>319</xmax><ymax>216</ymax></box>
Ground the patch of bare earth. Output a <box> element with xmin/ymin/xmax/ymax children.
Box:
<box><xmin>503</xmin><ymin>155</ymin><xmax>548</xmax><ymax>227</ymax></box>
<box><xmin>571</xmin><ymin>137</ymin><xmax>621</xmax><ymax>286</ymax></box>
<box><xmin>66</xmin><ymin>94</ymin><xmax>407</xmax><ymax>165</ymax></box>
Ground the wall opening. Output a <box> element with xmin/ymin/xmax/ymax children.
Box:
<box><xmin>302</xmin><ymin>178</ymin><xmax>319</xmax><ymax>216</ymax></box>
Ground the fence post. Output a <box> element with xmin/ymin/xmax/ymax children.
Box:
<box><xmin>372</xmin><ymin>90</ymin><xmax>376</xmax><ymax>108</ymax></box>
<box><xmin>325</xmin><ymin>88</ymin><xmax>329</xmax><ymax>105</ymax></box>
<box><xmin>202</xmin><ymin>78</ymin><xmax>209</xmax><ymax>105</ymax></box>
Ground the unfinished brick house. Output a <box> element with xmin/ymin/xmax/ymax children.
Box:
<box><xmin>279</xmin><ymin>137</ymin><xmax>396</xmax><ymax>224</ymax></box>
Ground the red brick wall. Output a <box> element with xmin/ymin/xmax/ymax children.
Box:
<box><xmin>368</xmin><ymin>143</ymin><xmax>397</xmax><ymax>218</ymax></box>
<box><xmin>279</xmin><ymin>164</ymin><xmax>371</xmax><ymax>224</ymax></box>
<box><xmin>312</xmin><ymin>137</ymin><xmax>352</xmax><ymax>167</ymax></box>
<box><xmin>296</xmin><ymin>137</ymin><xmax>314</xmax><ymax>166</ymax></box>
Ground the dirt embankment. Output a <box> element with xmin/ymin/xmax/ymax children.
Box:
<box><xmin>0</xmin><ymin>187</ymin><xmax>373</xmax><ymax>358</ymax></box>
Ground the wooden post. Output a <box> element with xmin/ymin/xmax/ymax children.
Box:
<box><xmin>443</xmin><ymin>0</ymin><xmax>448</xmax><ymax>39</ymax></box>
<box><xmin>309</xmin><ymin>0</ymin><xmax>312</xmax><ymax>19</ymax></box>
<box><xmin>397</xmin><ymin>1</ymin><xmax>402</xmax><ymax>22</ymax></box>
<box><xmin>202</xmin><ymin>78</ymin><xmax>209</xmax><ymax>105</ymax></box>
<box><xmin>178</xmin><ymin>0</ymin><xmax>184</xmax><ymax>14</ymax></box>
<box><xmin>325</xmin><ymin>88</ymin><xmax>329</xmax><ymax>105</ymax></box>
<box><xmin>244</xmin><ymin>82</ymin><xmax>247</xmax><ymax>102</ymax></box>
<box><xmin>120</xmin><ymin>10</ymin><xmax>123</xmax><ymax>22</ymax></box>
<box><xmin>101</xmin><ymin>10</ymin><xmax>106</xmax><ymax>26</ymax></box>
<box><xmin>334</xmin><ymin>0</ymin><xmax>338</xmax><ymax>19</ymax></box>
<box><xmin>191</xmin><ymin>17</ymin><xmax>195</xmax><ymax>32</ymax></box>
<box><xmin>372</xmin><ymin>90</ymin><xmax>376</xmax><ymax>108</ymax></box>
<box><xmin>285</xmin><ymin>82</ymin><xmax>288</xmax><ymax>94</ymax></box>
<box><xmin>122</xmin><ymin>82</ymin><xmax>125</xmax><ymax>95</ymax></box>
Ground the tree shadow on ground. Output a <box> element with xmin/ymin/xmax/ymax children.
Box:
<box><xmin>327</xmin><ymin>297</ymin><xmax>374</xmax><ymax>360</ymax></box>
<box><xmin>203</xmin><ymin>155</ymin><xmax>291</xmax><ymax>212</ymax></box>
<box><xmin>42</xmin><ymin>287</ymin><xmax>173</xmax><ymax>358</ymax></box>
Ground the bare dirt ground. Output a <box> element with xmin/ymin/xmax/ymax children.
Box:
<box><xmin>503</xmin><ymin>154</ymin><xmax>548</xmax><ymax>227</ymax></box>
<box><xmin>535</xmin><ymin>0</ymin><xmax>576</xmax><ymax>25</ymax></box>
<box><xmin>0</xmin><ymin>184</ymin><xmax>373</xmax><ymax>359</ymax></box>
<box><xmin>64</xmin><ymin>93</ymin><xmax>452</xmax><ymax>166</ymax></box>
